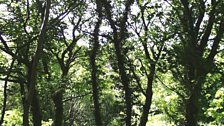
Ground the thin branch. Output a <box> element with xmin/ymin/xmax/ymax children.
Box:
<box><xmin>0</xmin><ymin>51</ymin><xmax>17</xmax><ymax>125</ymax></box>
<box><xmin>126</xmin><ymin>56</ymin><xmax>146</xmax><ymax>96</ymax></box>
<box><xmin>63</xmin><ymin>92</ymin><xmax>91</xmax><ymax>102</ymax></box>
<box><xmin>155</xmin><ymin>75</ymin><xmax>185</xmax><ymax>100</ymax></box>
<box><xmin>119</xmin><ymin>0</ymin><xmax>135</xmax><ymax>41</ymax></box>
<box><xmin>0</xmin><ymin>33</ymin><xmax>10</xmax><ymax>51</ymax></box>
<box><xmin>138</xmin><ymin>58</ymin><xmax>149</xmax><ymax>77</ymax></box>
<box><xmin>23</xmin><ymin>0</ymin><xmax>30</xmax><ymax>36</ymax></box>
<box><xmin>199</xmin><ymin>1</ymin><xmax>218</xmax><ymax>51</ymax></box>
<box><xmin>0</xmin><ymin>77</ymin><xmax>26</xmax><ymax>84</ymax></box>
<box><xmin>207</xmin><ymin>21</ymin><xmax>224</xmax><ymax>61</ymax></box>
<box><xmin>195</xmin><ymin>0</ymin><xmax>205</xmax><ymax>36</ymax></box>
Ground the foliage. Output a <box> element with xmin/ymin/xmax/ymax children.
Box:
<box><xmin>206</xmin><ymin>87</ymin><xmax>224</xmax><ymax>125</ymax></box>
<box><xmin>3</xmin><ymin>109</ymin><xmax>22</xmax><ymax>126</ymax></box>
<box><xmin>0</xmin><ymin>0</ymin><xmax>223</xmax><ymax>125</ymax></box>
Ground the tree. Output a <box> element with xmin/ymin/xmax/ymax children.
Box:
<box><xmin>0</xmin><ymin>0</ymin><xmax>223</xmax><ymax>125</ymax></box>
<box><xmin>168</xmin><ymin>0</ymin><xmax>224</xmax><ymax>125</ymax></box>
<box><xmin>89</xmin><ymin>0</ymin><xmax>103</xmax><ymax>125</ymax></box>
<box><xmin>102</xmin><ymin>0</ymin><xmax>135</xmax><ymax>125</ymax></box>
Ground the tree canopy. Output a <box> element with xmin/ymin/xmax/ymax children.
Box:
<box><xmin>0</xmin><ymin>0</ymin><xmax>223</xmax><ymax>126</ymax></box>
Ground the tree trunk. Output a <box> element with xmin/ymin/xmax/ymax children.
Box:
<box><xmin>90</xmin><ymin>0</ymin><xmax>103</xmax><ymax>125</ymax></box>
<box><xmin>24</xmin><ymin>0</ymin><xmax>50</xmax><ymax>125</ymax></box>
<box><xmin>22</xmin><ymin>87</ymin><xmax>42</xmax><ymax>126</ymax></box>
<box><xmin>102</xmin><ymin>0</ymin><xmax>134</xmax><ymax>125</ymax></box>
<box><xmin>53</xmin><ymin>90</ymin><xmax>63</xmax><ymax>126</ymax></box>
<box><xmin>31</xmin><ymin>91</ymin><xmax>42</xmax><ymax>126</ymax></box>
<box><xmin>185</xmin><ymin>71</ymin><xmax>205</xmax><ymax>126</ymax></box>
<box><xmin>52</xmin><ymin>69</ymin><xmax>69</xmax><ymax>126</ymax></box>
<box><xmin>23</xmin><ymin>101</ymin><xmax>30</xmax><ymax>126</ymax></box>
<box><xmin>139</xmin><ymin>65</ymin><xmax>155</xmax><ymax>126</ymax></box>
<box><xmin>91</xmin><ymin>72</ymin><xmax>102</xmax><ymax>126</ymax></box>
<box><xmin>114</xmin><ymin>42</ymin><xmax>132</xmax><ymax>126</ymax></box>
<box><xmin>185</xmin><ymin>82</ymin><xmax>202</xmax><ymax>126</ymax></box>
<box><xmin>185</xmin><ymin>94</ymin><xmax>198</xmax><ymax>126</ymax></box>
<box><xmin>24</xmin><ymin>66</ymin><xmax>42</xmax><ymax>126</ymax></box>
<box><xmin>90</xmin><ymin>36</ymin><xmax>102</xmax><ymax>126</ymax></box>
<box><xmin>27</xmin><ymin>0</ymin><xmax>51</xmax><ymax>106</ymax></box>
<box><xmin>20</xmin><ymin>80</ymin><xmax>29</xmax><ymax>126</ymax></box>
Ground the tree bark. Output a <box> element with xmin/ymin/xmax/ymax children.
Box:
<box><xmin>114</xmin><ymin>42</ymin><xmax>132</xmax><ymax>126</ymax></box>
<box><xmin>31</xmin><ymin>91</ymin><xmax>42</xmax><ymax>126</ymax></box>
<box><xmin>139</xmin><ymin>65</ymin><xmax>155</xmax><ymax>126</ymax></box>
<box><xmin>20</xmin><ymin>82</ymin><xmax>29</xmax><ymax>126</ymax></box>
<box><xmin>52</xmin><ymin>70</ymin><xmax>68</xmax><ymax>126</ymax></box>
<box><xmin>102</xmin><ymin>1</ymin><xmax>134</xmax><ymax>125</ymax></box>
<box><xmin>53</xmin><ymin>90</ymin><xmax>63</xmax><ymax>126</ymax></box>
<box><xmin>185</xmin><ymin>81</ymin><xmax>202</xmax><ymax>126</ymax></box>
<box><xmin>24</xmin><ymin>66</ymin><xmax>43</xmax><ymax>126</ymax></box>
<box><xmin>27</xmin><ymin>0</ymin><xmax>51</xmax><ymax>105</ymax></box>
<box><xmin>185</xmin><ymin>69</ymin><xmax>205</xmax><ymax>126</ymax></box>
<box><xmin>25</xmin><ymin>0</ymin><xmax>51</xmax><ymax>125</ymax></box>
<box><xmin>23</xmin><ymin>101</ymin><xmax>30</xmax><ymax>126</ymax></box>
<box><xmin>90</xmin><ymin>0</ymin><xmax>103</xmax><ymax>125</ymax></box>
<box><xmin>176</xmin><ymin>1</ymin><xmax>224</xmax><ymax>125</ymax></box>
<box><xmin>185</xmin><ymin>94</ymin><xmax>198</xmax><ymax>126</ymax></box>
